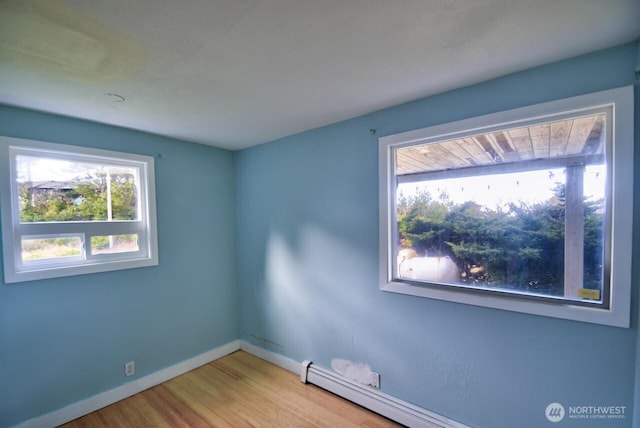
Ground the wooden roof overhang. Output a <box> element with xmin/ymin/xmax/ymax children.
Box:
<box><xmin>396</xmin><ymin>113</ymin><xmax>605</xmax><ymax>182</ymax></box>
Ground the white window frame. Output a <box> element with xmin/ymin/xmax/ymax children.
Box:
<box><xmin>379</xmin><ymin>86</ymin><xmax>633</xmax><ymax>328</ymax></box>
<box><xmin>1</xmin><ymin>137</ymin><xmax>159</xmax><ymax>283</ymax></box>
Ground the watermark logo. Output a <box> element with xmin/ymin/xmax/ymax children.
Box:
<box><xmin>545</xmin><ymin>402</ymin><xmax>627</xmax><ymax>423</ymax></box>
<box><xmin>546</xmin><ymin>402</ymin><xmax>566</xmax><ymax>423</ymax></box>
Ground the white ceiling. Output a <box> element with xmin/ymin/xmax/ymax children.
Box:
<box><xmin>1</xmin><ymin>0</ymin><xmax>639</xmax><ymax>150</ymax></box>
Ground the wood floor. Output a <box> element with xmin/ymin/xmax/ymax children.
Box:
<box><xmin>61</xmin><ymin>351</ymin><xmax>401</xmax><ymax>427</ymax></box>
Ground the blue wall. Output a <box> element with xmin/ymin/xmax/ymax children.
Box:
<box><xmin>0</xmin><ymin>108</ymin><xmax>238</xmax><ymax>427</ymax></box>
<box><xmin>632</xmin><ymin>68</ymin><xmax>640</xmax><ymax>428</ymax></box>
<box><xmin>235</xmin><ymin>42</ymin><xmax>639</xmax><ymax>427</ymax></box>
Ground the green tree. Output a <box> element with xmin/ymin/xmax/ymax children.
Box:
<box><xmin>396</xmin><ymin>178</ymin><xmax>604</xmax><ymax>295</ymax></box>
<box><xmin>19</xmin><ymin>172</ymin><xmax>137</xmax><ymax>222</ymax></box>
<box><xmin>397</xmin><ymin>188</ymin><xmax>451</xmax><ymax>255</ymax></box>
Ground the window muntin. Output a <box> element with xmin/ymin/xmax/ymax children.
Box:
<box><xmin>379</xmin><ymin>86</ymin><xmax>633</xmax><ymax>327</ymax></box>
<box><xmin>1</xmin><ymin>137</ymin><xmax>158</xmax><ymax>283</ymax></box>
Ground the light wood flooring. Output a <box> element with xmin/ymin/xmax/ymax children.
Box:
<box><xmin>61</xmin><ymin>350</ymin><xmax>401</xmax><ymax>427</ymax></box>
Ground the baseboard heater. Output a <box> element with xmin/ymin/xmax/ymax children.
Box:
<box><xmin>300</xmin><ymin>361</ymin><xmax>468</xmax><ymax>428</ymax></box>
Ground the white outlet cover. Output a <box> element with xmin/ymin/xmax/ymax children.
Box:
<box><xmin>125</xmin><ymin>361</ymin><xmax>135</xmax><ymax>376</ymax></box>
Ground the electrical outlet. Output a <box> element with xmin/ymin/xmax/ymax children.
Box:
<box><xmin>369</xmin><ymin>371</ymin><xmax>380</xmax><ymax>389</ymax></box>
<box><xmin>125</xmin><ymin>361</ymin><xmax>135</xmax><ymax>377</ymax></box>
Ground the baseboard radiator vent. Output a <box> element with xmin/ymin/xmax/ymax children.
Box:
<box><xmin>300</xmin><ymin>361</ymin><xmax>468</xmax><ymax>428</ymax></box>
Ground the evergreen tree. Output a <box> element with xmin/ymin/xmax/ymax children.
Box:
<box><xmin>396</xmin><ymin>177</ymin><xmax>604</xmax><ymax>294</ymax></box>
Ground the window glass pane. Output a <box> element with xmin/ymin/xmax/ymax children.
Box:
<box><xmin>22</xmin><ymin>236</ymin><xmax>82</xmax><ymax>261</ymax></box>
<box><xmin>16</xmin><ymin>155</ymin><xmax>139</xmax><ymax>222</ymax></box>
<box><xmin>394</xmin><ymin>113</ymin><xmax>607</xmax><ymax>304</ymax></box>
<box><xmin>90</xmin><ymin>234</ymin><xmax>139</xmax><ymax>255</ymax></box>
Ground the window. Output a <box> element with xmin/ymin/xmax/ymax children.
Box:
<box><xmin>379</xmin><ymin>86</ymin><xmax>633</xmax><ymax>327</ymax></box>
<box><xmin>1</xmin><ymin>137</ymin><xmax>159</xmax><ymax>283</ymax></box>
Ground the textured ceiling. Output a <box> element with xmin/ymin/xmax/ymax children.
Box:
<box><xmin>0</xmin><ymin>0</ymin><xmax>639</xmax><ymax>150</ymax></box>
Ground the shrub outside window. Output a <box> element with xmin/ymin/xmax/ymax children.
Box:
<box><xmin>379</xmin><ymin>86</ymin><xmax>633</xmax><ymax>327</ymax></box>
<box><xmin>1</xmin><ymin>137</ymin><xmax>159</xmax><ymax>283</ymax></box>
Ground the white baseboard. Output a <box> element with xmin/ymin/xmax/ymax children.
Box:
<box><xmin>15</xmin><ymin>340</ymin><xmax>466</xmax><ymax>428</ymax></box>
<box><xmin>239</xmin><ymin>339</ymin><xmax>300</xmax><ymax>374</ymax></box>
<box><xmin>14</xmin><ymin>340</ymin><xmax>241</xmax><ymax>428</ymax></box>
<box><xmin>300</xmin><ymin>361</ymin><xmax>468</xmax><ymax>428</ymax></box>
<box><xmin>238</xmin><ymin>341</ymin><xmax>467</xmax><ymax>428</ymax></box>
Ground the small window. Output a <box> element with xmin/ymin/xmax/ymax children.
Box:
<box><xmin>379</xmin><ymin>86</ymin><xmax>633</xmax><ymax>327</ymax></box>
<box><xmin>1</xmin><ymin>137</ymin><xmax>159</xmax><ymax>283</ymax></box>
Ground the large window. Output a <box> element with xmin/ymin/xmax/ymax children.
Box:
<box><xmin>379</xmin><ymin>86</ymin><xmax>633</xmax><ymax>327</ymax></box>
<box><xmin>1</xmin><ymin>137</ymin><xmax>159</xmax><ymax>283</ymax></box>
